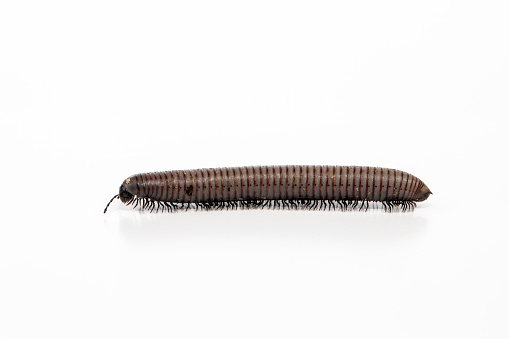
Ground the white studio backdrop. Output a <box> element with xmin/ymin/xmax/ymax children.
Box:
<box><xmin>1</xmin><ymin>1</ymin><xmax>508</xmax><ymax>338</ymax></box>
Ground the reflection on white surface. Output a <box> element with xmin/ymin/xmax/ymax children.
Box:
<box><xmin>107</xmin><ymin>206</ymin><xmax>428</xmax><ymax>245</ymax></box>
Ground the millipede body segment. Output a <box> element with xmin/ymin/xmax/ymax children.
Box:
<box><xmin>104</xmin><ymin>165</ymin><xmax>432</xmax><ymax>213</ymax></box>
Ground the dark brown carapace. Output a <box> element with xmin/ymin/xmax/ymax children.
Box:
<box><xmin>104</xmin><ymin>165</ymin><xmax>432</xmax><ymax>213</ymax></box>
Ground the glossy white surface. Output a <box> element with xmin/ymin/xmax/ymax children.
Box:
<box><xmin>1</xmin><ymin>1</ymin><xmax>508</xmax><ymax>338</ymax></box>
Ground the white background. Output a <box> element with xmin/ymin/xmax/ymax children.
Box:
<box><xmin>1</xmin><ymin>1</ymin><xmax>508</xmax><ymax>338</ymax></box>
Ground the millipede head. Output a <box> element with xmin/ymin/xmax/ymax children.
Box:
<box><xmin>119</xmin><ymin>184</ymin><xmax>134</xmax><ymax>203</ymax></box>
<box><xmin>104</xmin><ymin>177</ymin><xmax>139</xmax><ymax>213</ymax></box>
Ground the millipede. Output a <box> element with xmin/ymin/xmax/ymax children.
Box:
<box><xmin>103</xmin><ymin>165</ymin><xmax>432</xmax><ymax>213</ymax></box>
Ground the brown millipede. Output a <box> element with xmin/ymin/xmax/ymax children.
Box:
<box><xmin>103</xmin><ymin>165</ymin><xmax>432</xmax><ymax>213</ymax></box>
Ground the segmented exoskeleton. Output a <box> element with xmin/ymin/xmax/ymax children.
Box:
<box><xmin>104</xmin><ymin>165</ymin><xmax>432</xmax><ymax>213</ymax></box>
